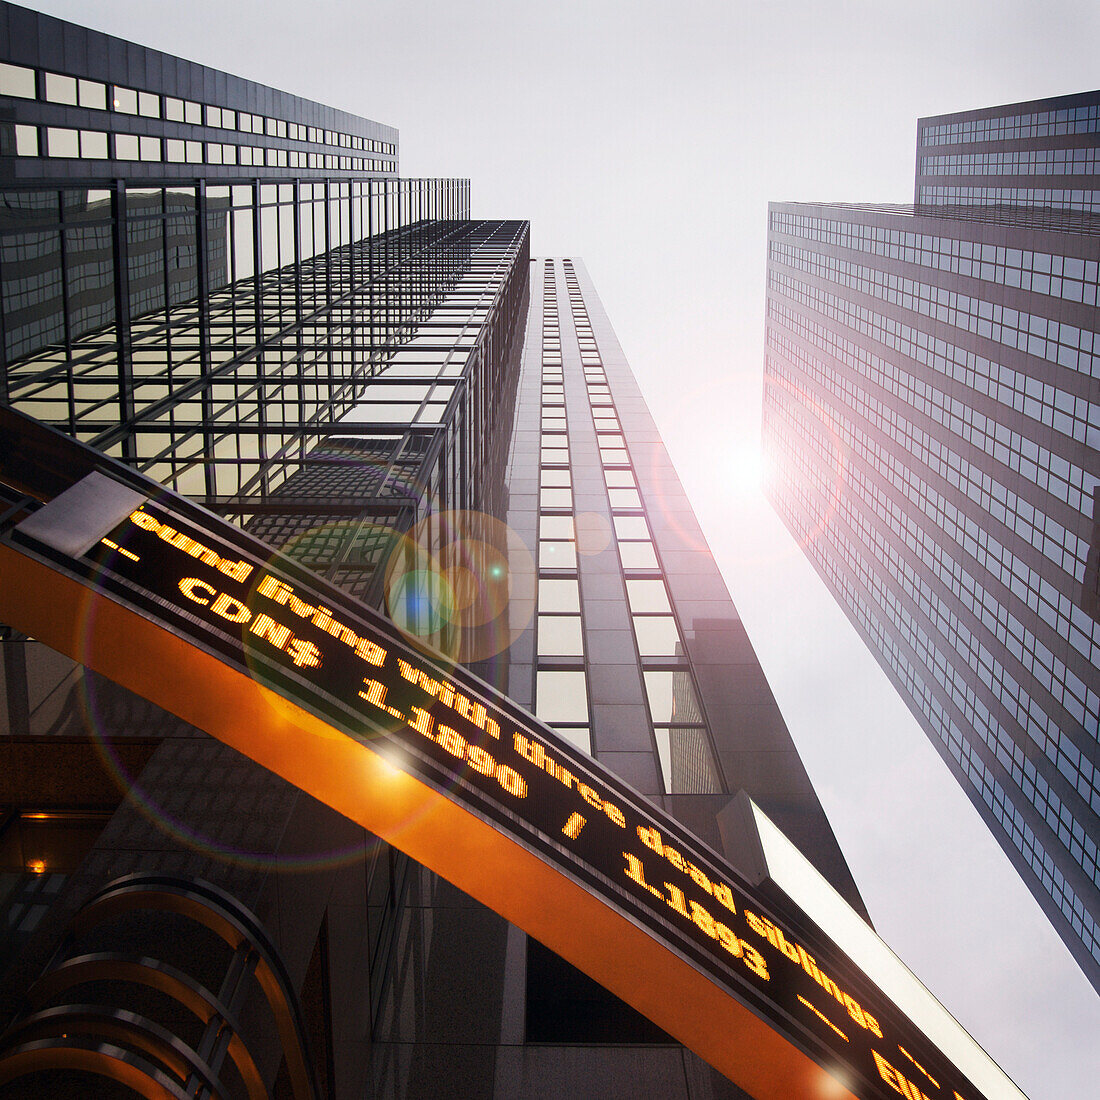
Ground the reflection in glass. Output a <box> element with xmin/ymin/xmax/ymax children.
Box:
<box><xmin>632</xmin><ymin>615</ymin><xmax>681</xmax><ymax>657</ymax></box>
<box><xmin>539</xmin><ymin>541</ymin><xmax>577</xmax><ymax>570</ymax></box>
<box><xmin>539</xmin><ymin>515</ymin><xmax>575</xmax><ymax>540</ymax></box>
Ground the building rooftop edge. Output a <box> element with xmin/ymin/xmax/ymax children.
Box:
<box><xmin>0</xmin><ymin>0</ymin><xmax>398</xmax><ymax>140</ymax></box>
<box><xmin>916</xmin><ymin>87</ymin><xmax>1100</xmax><ymax>129</ymax></box>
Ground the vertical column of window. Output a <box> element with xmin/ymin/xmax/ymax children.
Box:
<box><xmin>0</xmin><ymin>62</ymin><xmax>39</xmax><ymax>156</ymax></box>
<box><xmin>561</xmin><ymin>262</ymin><xmax>720</xmax><ymax>794</ymax></box>
<box><xmin>533</xmin><ymin>263</ymin><xmax>590</xmax><ymax>753</ymax></box>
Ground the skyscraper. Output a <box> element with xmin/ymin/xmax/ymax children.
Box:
<box><xmin>763</xmin><ymin>90</ymin><xmax>1100</xmax><ymax>992</ymax></box>
<box><xmin>0</xmin><ymin>6</ymin><xmax>1030</xmax><ymax>1099</ymax></box>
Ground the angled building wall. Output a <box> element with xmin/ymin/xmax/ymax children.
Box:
<box><xmin>764</xmin><ymin>91</ymin><xmax>1100</xmax><ymax>992</ymax></box>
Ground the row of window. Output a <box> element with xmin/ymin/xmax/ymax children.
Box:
<box><xmin>766</xmin><ymin>424</ymin><xmax>1100</xmax><ymax>964</ymax></box>
<box><xmin>532</xmin><ymin>264</ymin><xmax>591</xmax><ymax>752</ymax></box>
<box><xmin>827</xmin><ymin>483</ymin><xmax>1100</xmax><ymax>963</ymax></box>
<box><xmin>772</xmin><ymin>361</ymin><xmax>1098</xmax><ymax>794</ymax></box>
<box><xmin>13</xmin><ymin>123</ymin><xmax>391</xmax><ymax>174</ymax></box>
<box><xmin>770</xmin><ymin>234</ymin><xmax>1100</xmax><ymax>385</ymax></box>
<box><xmin>919</xmin><ymin>147</ymin><xmax>1100</xmax><ymax>177</ymax></box>
<box><xmin>768</xmin><ymin>270</ymin><xmax>1100</xmax><ymax>509</ymax></box>
<box><xmin>560</xmin><ymin>261</ymin><xmax>719</xmax><ymax>795</ymax></box>
<box><xmin>768</xmin><ymin>241</ymin><xmax>1100</xmax><ymax>456</ymax></box>
<box><xmin>919</xmin><ymin>102</ymin><xmax>1100</xmax><ymax>145</ymax></box>
<box><xmin>770</xmin><ymin>211</ymin><xmax>1100</xmax><ymax>300</ymax></box>
<box><xmin>767</xmin><ymin>316</ymin><xmax>1095</xmax><ymax>614</ymax></box>
<box><xmin>772</xmin><ymin>403</ymin><xmax>1098</xmax><ymax>829</ymax></box>
<box><xmin>767</xmin><ymin>298</ymin><xmax>1099</xmax><ymax>682</ymax></box>
<box><xmin>2</xmin><ymin>195</ymin><xmax>474</xmax><ymax>500</ymax></box>
<box><xmin>0</xmin><ymin>60</ymin><xmax>395</xmax><ymax>157</ymax></box>
<box><xmin>0</xmin><ymin>178</ymin><xmax>463</xmax><ymax>370</ymax></box>
<box><xmin>764</xmin><ymin>368</ymin><xmax>1100</xmax><ymax>858</ymax></box>
<box><xmin>915</xmin><ymin>184</ymin><xmax>1100</xmax><ymax>214</ymax></box>
<box><xmin>530</xmin><ymin>261</ymin><xmax>721</xmax><ymax>793</ymax></box>
<box><xmin>769</xmin><ymin>297</ymin><xmax>1097</xmax><ymax>549</ymax></box>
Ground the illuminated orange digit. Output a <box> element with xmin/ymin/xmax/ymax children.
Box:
<box><xmin>689</xmin><ymin>900</ymin><xmax>717</xmax><ymax>939</ymax></box>
<box><xmin>715</xmin><ymin>921</ymin><xmax>743</xmax><ymax>958</ymax></box>
<box><xmin>436</xmin><ymin>724</ymin><xmax>467</xmax><ymax>758</ymax></box>
<box><xmin>494</xmin><ymin>764</ymin><xmax>526</xmax><ymax>798</ymax></box>
<box><xmin>664</xmin><ymin>882</ymin><xmax>690</xmax><ymax>918</ymax></box>
<box><xmin>466</xmin><ymin>745</ymin><xmax>496</xmax><ymax>777</ymax></box>
<box><xmin>739</xmin><ymin>940</ymin><xmax>770</xmax><ymax>981</ymax></box>
<box><xmin>623</xmin><ymin>852</ymin><xmax>661</xmax><ymax>897</ymax></box>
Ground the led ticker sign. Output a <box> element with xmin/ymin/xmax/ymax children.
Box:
<box><xmin>0</xmin><ymin>430</ymin><xmax>1022</xmax><ymax>1100</ymax></box>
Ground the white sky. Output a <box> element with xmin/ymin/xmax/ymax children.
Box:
<box><xmin>24</xmin><ymin>2</ymin><xmax>1100</xmax><ymax>1096</ymax></box>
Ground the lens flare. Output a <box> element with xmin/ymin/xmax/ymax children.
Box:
<box><xmin>575</xmin><ymin>511</ymin><xmax>611</xmax><ymax>556</ymax></box>
<box><xmin>390</xmin><ymin>566</ymin><xmax>457</xmax><ymax>637</ymax></box>
<box><xmin>762</xmin><ymin>369</ymin><xmax>849</xmax><ymax>554</ymax></box>
<box><xmin>68</xmin><ymin>495</ymin><xmax>439</xmax><ymax>872</ymax></box>
<box><xmin>383</xmin><ymin>509</ymin><xmax>535</xmax><ymax>664</ymax></box>
<box><xmin>72</xmin><ymin>662</ymin><xmax>402</xmax><ymax>872</ymax></box>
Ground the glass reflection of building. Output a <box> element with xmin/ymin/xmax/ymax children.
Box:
<box><xmin>763</xmin><ymin>90</ymin><xmax>1100</xmax><ymax>994</ymax></box>
<box><xmin>0</xmin><ymin>5</ymin><xmax>866</xmax><ymax>1097</ymax></box>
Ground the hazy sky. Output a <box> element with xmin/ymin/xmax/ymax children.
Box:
<box><xmin>24</xmin><ymin>2</ymin><xmax>1100</xmax><ymax>1096</ymax></box>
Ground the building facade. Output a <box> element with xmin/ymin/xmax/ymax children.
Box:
<box><xmin>0</xmin><ymin>5</ymin><xmax>877</xmax><ymax>1098</ymax></box>
<box><xmin>763</xmin><ymin>91</ymin><xmax>1100</xmax><ymax>992</ymax></box>
<box><xmin>915</xmin><ymin>89</ymin><xmax>1100</xmax><ymax>214</ymax></box>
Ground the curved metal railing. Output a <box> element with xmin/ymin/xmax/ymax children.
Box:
<box><xmin>0</xmin><ymin>873</ymin><xmax>321</xmax><ymax>1100</ymax></box>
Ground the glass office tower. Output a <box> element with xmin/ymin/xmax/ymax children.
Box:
<box><xmin>915</xmin><ymin>89</ymin><xmax>1100</xmax><ymax>213</ymax></box>
<box><xmin>0</xmin><ymin>4</ymin><xmax>868</xmax><ymax>1097</ymax></box>
<box><xmin>763</xmin><ymin>90</ymin><xmax>1100</xmax><ymax>993</ymax></box>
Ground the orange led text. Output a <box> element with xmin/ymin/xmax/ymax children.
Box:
<box><xmin>179</xmin><ymin>578</ymin><xmax>321</xmax><ymax>668</ymax></box>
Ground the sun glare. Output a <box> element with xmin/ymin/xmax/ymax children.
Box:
<box><xmin>726</xmin><ymin>446</ymin><xmax>765</xmax><ymax>499</ymax></box>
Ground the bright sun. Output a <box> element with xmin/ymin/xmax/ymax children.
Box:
<box><xmin>726</xmin><ymin>446</ymin><xmax>765</xmax><ymax>498</ymax></box>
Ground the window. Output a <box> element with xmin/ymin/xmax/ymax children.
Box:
<box><xmin>112</xmin><ymin>86</ymin><xmax>138</xmax><ymax>113</ymax></box>
<box><xmin>618</xmin><ymin>541</ymin><xmax>658</xmax><ymax>570</ymax></box>
<box><xmin>626</xmin><ymin>578</ymin><xmax>672</xmax><ymax>614</ymax></box>
<box><xmin>540</xmin><ymin>486</ymin><xmax>573</xmax><ymax>508</ymax></box>
<box><xmin>540</xmin><ymin>541</ymin><xmax>577</xmax><ymax>570</ymax></box>
<box><xmin>115</xmin><ymin>133</ymin><xmax>139</xmax><ymax>160</ymax></box>
<box><xmin>14</xmin><ymin>125</ymin><xmax>37</xmax><ymax>157</ymax></box>
<box><xmin>538</xmin><ymin>578</ymin><xmax>581</xmax><ymax>613</ymax></box>
<box><xmin>538</xmin><ymin>615</ymin><xmax>584</xmax><ymax>657</ymax></box>
<box><xmin>535</xmin><ymin>670</ymin><xmax>590</xmax><ymax>723</ymax></box>
<box><xmin>608</xmin><ymin>488</ymin><xmax>642</xmax><ymax>509</ymax></box>
<box><xmin>539</xmin><ymin>515</ymin><xmax>575</xmax><ymax>540</ymax></box>
<box><xmin>44</xmin><ymin>72</ymin><xmax>77</xmax><ymax>105</ymax></box>
<box><xmin>0</xmin><ymin>62</ymin><xmax>35</xmax><ymax>99</ymax></box>
<box><xmin>613</xmin><ymin>515</ymin><xmax>650</xmax><ymax>540</ymax></box>
<box><xmin>633</xmin><ymin>616</ymin><xmax>682</xmax><ymax>657</ymax></box>
<box><xmin>80</xmin><ymin>131</ymin><xmax>108</xmax><ymax>160</ymax></box>
<box><xmin>45</xmin><ymin>127</ymin><xmax>79</xmax><ymax>158</ymax></box>
<box><xmin>78</xmin><ymin>79</ymin><xmax>106</xmax><ymax>110</ymax></box>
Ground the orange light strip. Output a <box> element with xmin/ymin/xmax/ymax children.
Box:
<box><xmin>798</xmin><ymin>994</ymin><xmax>849</xmax><ymax>1042</ymax></box>
<box><xmin>900</xmin><ymin>1044</ymin><xmax>941</xmax><ymax>1090</ymax></box>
